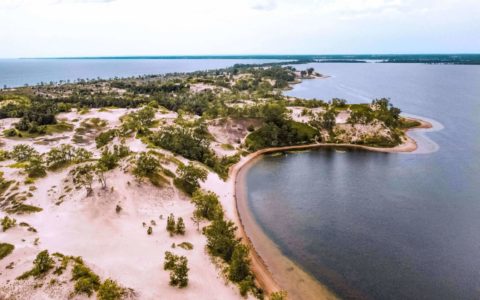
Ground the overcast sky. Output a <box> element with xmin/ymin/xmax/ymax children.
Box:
<box><xmin>0</xmin><ymin>0</ymin><xmax>479</xmax><ymax>58</ymax></box>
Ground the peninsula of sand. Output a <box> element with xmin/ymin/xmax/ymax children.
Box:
<box><xmin>0</xmin><ymin>62</ymin><xmax>434</xmax><ymax>299</ymax></box>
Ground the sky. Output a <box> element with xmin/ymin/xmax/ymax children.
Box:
<box><xmin>0</xmin><ymin>0</ymin><xmax>479</xmax><ymax>58</ymax></box>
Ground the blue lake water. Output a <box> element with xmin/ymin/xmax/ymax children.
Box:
<box><xmin>246</xmin><ymin>63</ymin><xmax>480</xmax><ymax>299</ymax></box>
<box><xmin>0</xmin><ymin>58</ymin><xmax>279</xmax><ymax>88</ymax></box>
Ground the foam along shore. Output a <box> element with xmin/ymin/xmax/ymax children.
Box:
<box><xmin>229</xmin><ymin>117</ymin><xmax>433</xmax><ymax>299</ymax></box>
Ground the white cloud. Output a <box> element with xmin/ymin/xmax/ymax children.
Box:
<box><xmin>0</xmin><ymin>0</ymin><xmax>479</xmax><ymax>57</ymax></box>
<box><xmin>250</xmin><ymin>0</ymin><xmax>277</xmax><ymax>11</ymax></box>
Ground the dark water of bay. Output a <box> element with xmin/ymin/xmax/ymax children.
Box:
<box><xmin>0</xmin><ymin>58</ymin><xmax>279</xmax><ymax>88</ymax></box>
<box><xmin>246</xmin><ymin>63</ymin><xmax>480</xmax><ymax>299</ymax></box>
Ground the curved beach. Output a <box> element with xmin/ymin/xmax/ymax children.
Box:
<box><xmin>230</xmin><ymin>118</ymin><xmax>433</xmax><ymax>299</ymax></box>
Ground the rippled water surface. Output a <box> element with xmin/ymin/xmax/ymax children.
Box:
<box><xmin>0</xmin><ymin>58</ymin><xmax>278</xmax><ymax>87</ymax></box>
<box><xmin>247</xmin><ymin>63</ymin><xmax>480</xmax><ymax>299</ymax></box>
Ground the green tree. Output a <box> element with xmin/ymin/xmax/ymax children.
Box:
<box><xmin>133</xmin><ymin>152</ymin><xmax>160</xmax><ymax>179</ymax></box>
<box><xmin>175</xmin><ymin>162</ymin><xmax>208</xmax><ymax>195</ymax></box>
<box><xmin>11</xmin><ymin>144</ymin><xmax>38</xmax><ymax>162</ymax></box>
<box><xmin>205</xmin><ymin>218</ymin><xmax>239</xmax><ymax>262</ymax></box>
<box><xmin>17</xmin><ymin>250</ymin><xmax>54</xmax><ymax>279</ymax></box>
<box><xmin>71</xmin><ymin>164</ymin><xmax>95</xmax><ymax>196</ymax></box>
<box><xmin>170</xmin><ymin>256</ymin><xmax>189</xmax><ymax>288</ymax></box>
<box><xmin>98</xmin><ymin>149</ymin><xmax>119</xmax><ymax>171</ymax></box>
<box><xmin>175</xmin><ymin>217</ymin><xmax>185</xmax><ymax>235</ymax></box>
<box><xmin>164</xmin><ymin>251</ymin><xmax>178</xmax><ymax>270</ymax></box>
<box><xmin>166</xmin><ymin>214</ymin><xmax>176</xmax><ymax>236</ymax></box>
<box><xmin>228</xmin><ymin>244</ymin><xmax>251</xmax><ymax>282</ymax></box>
<box><xmin>26</xmin><ymin>156</ymin><xmax>46</xmax><ymax>178</ymax></box>
<box><xmin>191</xmin><ymin>189</ymin><xmax>222</xmax><ymax>221</ymax></box>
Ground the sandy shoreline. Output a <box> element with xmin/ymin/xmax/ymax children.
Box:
<box><xmin>230</xmin><ymin>117</ymin><xmax>433</xmax><ymax>299</ymax></box>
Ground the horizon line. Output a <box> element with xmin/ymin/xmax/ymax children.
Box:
<box><xmin>9</xmin><ymin>53</ymin><xmax>480</xmax><ymax>60</ymax></box>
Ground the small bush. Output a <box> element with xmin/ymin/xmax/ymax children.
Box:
<box><xmin>0</xmin><ymin>243</ymin><xmax>14</xmax><ymax>260</ymax></box>
<box><xmin>175</xmin><ymin>217</ymin><xmax>185</xmax><ymax>235</ymax></box>
<box><xmin>270</xmin><ymin>290</ymin><xmax>288</xmax><ymax>300</ymax></box>
<box><xmin>177</xmin><ymin>242</ymin><xmax>194</xmax><ymax>250</ymax></box>
<box><xmin>98</xmin><ymin>279</ymin><xmax>125</xmax><ymax>300</ymax></box>
<box><xmin>17</xmin><ymin>250</ymin><xmax>54</xmax><ymax>279</ymax></box>
<box><xmin>72</xmin><ymin>263</ymin><xmax>101</xmax><ymax>296</ymax></box>
<box><xmin>1</xmin><ymin>216</ymin><xmax>16</xmax><ymax>232</ymax></box>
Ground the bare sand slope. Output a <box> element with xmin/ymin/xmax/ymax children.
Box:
<box><xmin>1</xmin><ymin>166</ymin><xmax>243</xmax><ymax>299</ymax></box>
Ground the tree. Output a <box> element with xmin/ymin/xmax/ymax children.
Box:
<box><xmin>175</xmin><ymin>217</ymin><xmax>185</xmax><ymax>235</ymax></box>
<box><xmin>228</xmin><ymin>244</ymin><xmax>251</xmax><ymax>282</ymax></box>
<box><xmin>191</xmin><ymin>210</ymin><xmax>202</xmax><ymax>232</ymax></box>
<box><xmin>166</xmin><ymin>214</ymin><xmax>176</xmax><ymax>236</ymax></box>
<box><xmin>26</xmin><ymin>156</ymin><xmax>46</xmax><ymax>178</ymax></box>
<box><xmin>322</xmin><ymin>109</ymin><xmax>336</xmax><ymax>132</ymax></box>
<box><xmin>32</xmin><ymin>250</ymin><xmax>54</xmax><ymax>276</ymax></box>
<box><xmin>164</xmin><ymin>252</ymin><xmax>189</xmax><ymax>288</ymax></box>
<box><xmin>96</xmin><ymin>165</ymin><xmax>108</xmax><ymax>189</ymax></box>
<box><xmin>73</xmin><ymin>147</ymin><xmax>92</xmax><ymax>163</ymax></box>
<box><xmin>163</xmin><ymin>251</ymin><xmax>178</xmax><ymax>270</ymax></box>
<box><xmin>97</xmin><ymin>149</ymin><xmax>119</xmax><ymax>171</ymax></box>
<box><xmin>71</xmin><ymin>164</ymin><xmax>95</xmax><ymax>196</ymax></box>
<box><xmin>175</xmin><ymin>162</ymin><xmax>208</xmax><ymax>195</ymax></box>
<box><xmin>205</xmin><ymin>218</ymin><xmax>239</xmax><ymax>262</ymax></box>
<box><xmin>191</xmin><ymin>189</ymin><xmax>222</xmax><ymax>221</ymax></box>
<box><xmin>17</xmin><ymin>250</ymin><xmax>54</xmax><ymax>279</ymax></box>
<box><xmin>270</xmin><ymin>291</ymin><xmax>288</xmax><ymax>300</ymax></box>
<box><xmin>310</xmin><ymin>109</ymin><xmax>336</xmax><ymax>132</ymax></box>
<box><xmin>133</xmin><ymin>152</ymin><xmax>160</xmax><ymax>179</ymax></box>
<box><xmin>11</xmin><ymin>144</ymin><xmax>39</xmax><ymax>162</ymax></box>
<box><xmin>331</xmin><ymin>98</ymin><xmax>347</xmax><ymax>107</ymax></box>
<box><xmin>170</xmin><ymin>256</ymin><xmax>189</xmax><ymax>288</ymax></box>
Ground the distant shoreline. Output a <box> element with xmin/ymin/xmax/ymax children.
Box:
<box><xmin>230</xmin><ymin>117</ymin><xmax>432</xmax><ymax>299</ymax></box>
<box><xmin>15</xmin><ymin>54</ymin><xmax>480</xmax><ymax>65</ymax></box>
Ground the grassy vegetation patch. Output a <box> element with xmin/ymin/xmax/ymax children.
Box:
<box><xmin>177</xmin><ymin>242</ymin><xmax>194</xmax><ymax>250</ymax></box>
<box><xmin>0</xmin><ymin>243</ymin><xmax>14</xmax><ymax>260</ymax></box>
<box><xmin>72</xmin><ymin>261</ymin><xmax>101</xmax><ymax>297</ymax></box>
<box><xmin>399</xmin><ymin>118</ymin><xmax>421</xmax><ymax>129</ymax></box>
<box><xmin>6</xmin><ymin>203</ymin><xmax>43</xmax><ymax>214</ymax></box>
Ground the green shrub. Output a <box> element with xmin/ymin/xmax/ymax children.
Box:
<box><xmin>0</xmin><ymin>243</ymin><xmax>14</xmax><ymax>260</ymax></box>
<box><xmin>177</xmin><ymin>242</ymin><xmax>194</xmax><ymax>250</ymax></box>
<box><xmin>1</xmin><ymin>216</ymin><xmax>16</xmax><ymax>232</ymax></box>
<box><xmin>228</xmin><ymin>244</ymin><xmax>251</xmax><ymax>282</ymax></box>
<box><xmin>11</xmin><ymin>144</ymin><xmax>39</xmax><ymax>162</ymax></box>
<box><xmin>191</xmin><ymin>189</ymin><xmax>223</xmax><ymax>221</ymax></box>
<box><xmin>98</xmin><ymin>279</ymin><xmax>125</xmax><ymax>300</ymax></box>
<box><xmin>17</xmin><ymin>250</ymin><xmax>54</xmax><ymax>279</ymax></box>
<box><xmin>6</xmin><ymin>203</ymin><xmax>43</xmax><ymax>214</ymax></box>
<box><xmin>270</xmin><ymin>290</ymin><xmax>288</xmax><ymax>300</ymax></box>
<box><xmin>175</xmin><ymin>217</ymin><xmax>185</xmax><ymax>235</ymax></box>
<box><xmin>72</xmin><ymin>263</ymin><xmax>101</xmax><ymax>296</ymax></box>
<box><xmin>166</xmin><ymin>214</ymin><xmax>176</xmax><ymax>236</ymax></box>
<box><xmin>174</xmin><ymin>163</ymin><xmax>208</xmax><ymax>195</ymax></box>
<box><xmin>163</xmin><ymin>252</ymin><xmax>189</xmax><ymax>288</ymax></box>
